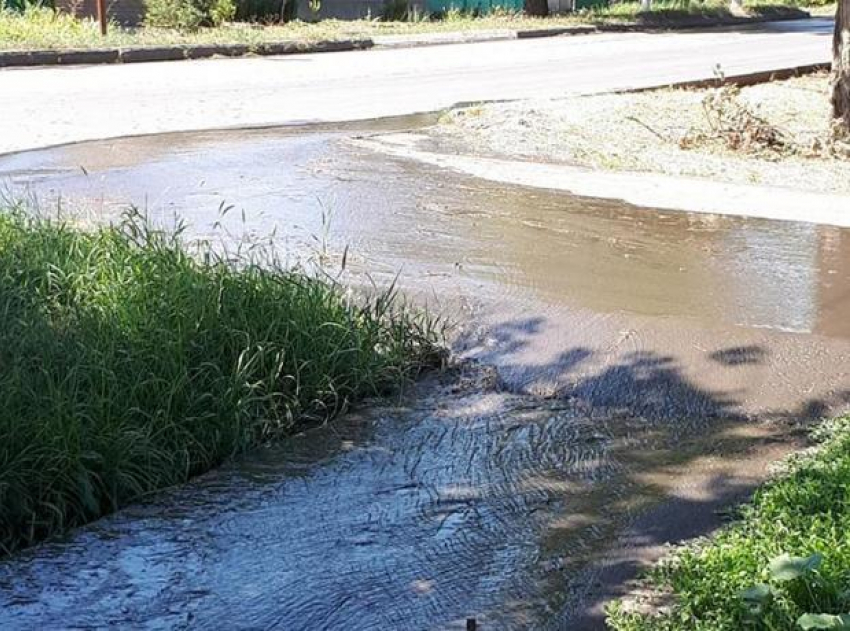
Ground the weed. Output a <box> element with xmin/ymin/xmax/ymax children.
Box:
<box><xmin>680</xmin><ymin>84</ymin><xmax>792</xmax><ymax>158</ymax></box>
<box><xmin>0</xmin><ymin>206</ymin><xmax>443</xmax><ymax>554</ymax></box>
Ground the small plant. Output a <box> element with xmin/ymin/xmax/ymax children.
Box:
<box><xmin>739</xmin><ymin>553</ymin><xmax>850</xmax><ymax>630</ymax></box>
<box><xmin>679</xmin><ymin>83</ymin><xmax>791</xmax><ymax>157</ymax></box>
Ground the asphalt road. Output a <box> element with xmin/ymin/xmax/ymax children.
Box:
<box><xmin>0</xmin><ymin>18</ymin><xmax>833</xmax><ymax>154</ymax></box>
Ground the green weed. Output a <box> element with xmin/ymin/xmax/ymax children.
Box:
<box><xmin>0</xmin><ymin>207</ymin><xmax>443</xmax><ymax>554</ymax></box>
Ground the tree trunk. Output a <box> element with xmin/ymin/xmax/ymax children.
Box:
<box><xmin>832</xmin><ymin>0</ymin><xmax>850</xmax><ymax>132</ymax></box>
<box><xmin>640</xmin><ymin>0</ymin><xmax>651</xmax><ymax>12</ymax></box>
<box><xmin>524</xmin><ymin>0</ymin><xmax>548</xmax><ymax>17</ymax></box>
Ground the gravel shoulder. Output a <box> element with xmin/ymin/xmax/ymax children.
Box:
<box><xmin>430</xmin><ymin>73</ymin><xmax>850</xmax><ymax>196</ymax></box>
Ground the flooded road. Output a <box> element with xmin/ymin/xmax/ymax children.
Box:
<box><xmin>0</xmin><ymin>124</ymin><xmax>849</xmax><ymax>629</ymax></box>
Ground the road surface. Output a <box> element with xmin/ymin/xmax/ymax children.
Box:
<box><xmin>0</xmin><ymin>18</ymin><xmax>833</xmax><ymax>154</ymax></box>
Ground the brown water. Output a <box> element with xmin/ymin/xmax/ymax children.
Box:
<box><xmin>0</xmin><ymin>124</ymin><xmax>848</xmax><ymax>630</ymax></box>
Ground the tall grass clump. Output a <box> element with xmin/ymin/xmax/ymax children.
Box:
<box><xmin>0</xmin><ymin>208</ymin><xmax>442</xmax><ymax>555</ymax></box>
<box><xmin>607</xmin><ymin>415</ymin><xmax>850</xmax><ymax>631</ymax></box>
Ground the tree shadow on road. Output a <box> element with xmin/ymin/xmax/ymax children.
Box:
<box><xmin>450</xmin><ymin>314</ymin><xmax>850</xmax><ymax>629</ymax></box>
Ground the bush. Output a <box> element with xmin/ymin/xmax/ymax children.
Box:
<box><xmin>0</xmin><ymin>209</ymin><xmax>441</xmax><ymax>554</ymax></box>
<box><xmin>145</xmin><ymin>0</ymin><xmax>234</xmax><ymax>29</ymax></box>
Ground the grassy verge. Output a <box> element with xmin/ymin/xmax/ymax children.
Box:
<box><xmin>607</xmin><ymin>415</ymin><xmax>850</xmax><ymax>631</ymax></box>
<box><xmin>0</xmin><ymin>208</ymin><xmax>442</xmax><ymax>555</ymax></box>
<box><xmin>0</xmin><ymin>1</ymin><xmax>825</xmax><ymax>52</ymax></box>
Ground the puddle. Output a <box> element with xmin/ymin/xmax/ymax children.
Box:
<box><xmin>0</xmin><ymin>125</ymin><xmax>848</xmax><ymax>629</ymax></box>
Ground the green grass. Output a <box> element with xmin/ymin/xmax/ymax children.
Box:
<box><xmin>0</xmin><ymin>208</ymin><xmax>442</xmax><ymax>555</ymax></box>
<box><xmin>583</xmin><ymin>0</ymin><xmax>823</xmax><ymax>21</ymax></box>
<box><xmin>0</xmin><ymin>1</ymin><xmax>829</xmax><ymax>52</ymax></box>
<box><xmin>607</xmin><ymin>416</ymin><xmax>850</xmax><ymax>631</ymax></box>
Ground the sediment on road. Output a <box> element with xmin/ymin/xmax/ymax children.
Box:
<box><xmin>356</xmin><ymin>71</ymin><xmax>850</xmax><ymax>226</ymax></box>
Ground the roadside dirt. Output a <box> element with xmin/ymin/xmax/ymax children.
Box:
<box><xmin>431</xmin><ymin>73</ymin><xmax>850</xmax><ymax>195</ymax></box>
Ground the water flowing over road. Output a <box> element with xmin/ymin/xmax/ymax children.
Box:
<box><xmin>0</xmin><ymin>122</ymin><xmax>848</xmax><ymax>629</ymax></box>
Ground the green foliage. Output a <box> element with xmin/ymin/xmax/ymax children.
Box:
<box><xmin>769</xmin><ymin>554</ymin><xmax>824</xmax><ymax>582</ymax></box>
<box><xmin>0</xmin><ymin>208</ymin><xmax>441</xmax><ymax>555</ymax></box>
<box><xmin>145</xmin><ymin>0</ymin><xmax>235</xmax><ymax>29</ymax></box>
<box><xmin>0</xmin><ymin>3</ymin><xmax>105</xmax><ymax>45</ymax></box>
<box><xmin>607</xmin><ymin>417</ymin><xmax>850</xmax><ymax>631</ymax></box>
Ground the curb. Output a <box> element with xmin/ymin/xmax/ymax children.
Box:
<box><xmin>587</xmin><ymin>11</ymin><xmax>809</xmax><ymax>33</ymax></box>
<box><xmin>372</xmin><ymin>11</ymin><xmax>810</xmax><ymax>48</ymax></box>
<box><xmin>0</xmin><ymin>38</ymin><xmax>374</xmax><ymax>68</ymax></box>
<box><xmin>622</xmin><ymin>61</ymin><xmax>830</xmax><ymax>93</ymax></box>
<box><xmin>0</xmin><ymin>11</ymin><xmax>815</xmax><ymax>69</ymax></box>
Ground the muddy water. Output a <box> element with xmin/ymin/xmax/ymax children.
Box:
<box><xmin>0</xmin><ymin>125</ymin><xmax>849</xmax><ymax>630</ymax></box>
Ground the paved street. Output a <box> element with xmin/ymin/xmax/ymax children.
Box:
<box><xmin>0</xmin><ymin>18</ymin><xmax>833</xmax><ymax>154</ymax></box>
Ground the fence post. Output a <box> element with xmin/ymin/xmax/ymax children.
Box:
<box><xmin>96</xmin><ymin>0</ymin><xmax>107</xmax><ymax>35</ymax></box>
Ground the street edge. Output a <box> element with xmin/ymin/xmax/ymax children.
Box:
<box><xmin>0</xmin><ymin>10</ymin><xmax>814</xmax><ymax>68</ymax></box>
<box><xmin>619</xmin><ymin>61</ymin><xmax>832</xmax><ymax>93</ymax></box>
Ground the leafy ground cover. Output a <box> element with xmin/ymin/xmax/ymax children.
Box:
<box><xmin>607</xmin><ymin>416</ymin><xmax>850</xmax><ymax>631</ymax></box>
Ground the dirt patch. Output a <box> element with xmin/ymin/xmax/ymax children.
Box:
<box><xmin>432</xmin><ymin>73</ymin><xmax>850</xmax><ymax>195</ymax></box>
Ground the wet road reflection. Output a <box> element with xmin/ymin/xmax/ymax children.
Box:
<box><xmin>3</xmin><ymin>126</ymin><xmax>849</xmax><ymax>337</ymax></box>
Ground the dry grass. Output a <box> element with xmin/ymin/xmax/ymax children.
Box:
<box><xmin>434</xmin><ymin>73</ymin><xmax>850</xmax><ymax>195</ymax></box>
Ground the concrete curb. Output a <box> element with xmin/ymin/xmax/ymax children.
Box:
<box><xmin>622</xmin><ymin>61</ymin><xmax>831</xmax><ymax>93</ymax></box>
<box><xmin>0</xmin><ymin>11</ymin><xmax>812</xmax><ymax>68</ymax></box>
<box><xmin>0</xmin><ymin>38</ymin><xmax>374</xmax><ymax>68</ymax></box>
<box><xmin>372</xmin><ymin>11</ymin><xmax>809</xmax><ymax>48</ymax></box>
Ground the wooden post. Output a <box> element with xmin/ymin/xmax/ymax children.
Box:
<box><xmin>96</xmin><ymin>0</ymin><xmax>107</xmax><ymax>36</ymax></box>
